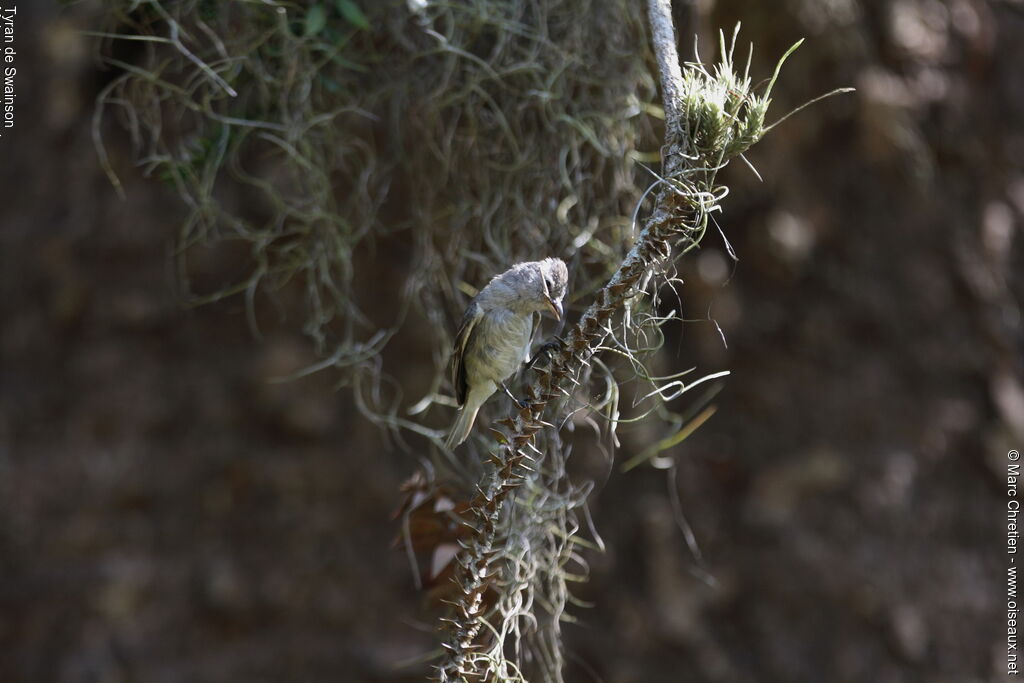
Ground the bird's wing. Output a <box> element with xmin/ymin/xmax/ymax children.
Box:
<box><xmin>452</xmin><ymin>300</ymin><xmax>484</xmax><ymax>406</ymax></box>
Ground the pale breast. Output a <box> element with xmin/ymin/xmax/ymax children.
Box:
<box><xmin>464</xmin><ymin>308</ymin><xmax>533</xmax><ymax>385</ymax></box>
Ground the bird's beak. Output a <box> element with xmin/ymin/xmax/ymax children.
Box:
<box><xmin>545</xmin><ymin>297</ymin><xmax>562</xmax><ymax>321</ymax></box>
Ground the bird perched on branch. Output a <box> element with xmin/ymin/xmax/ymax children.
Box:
<box><xmin>446</xmin><ymin>258</ymin><xmax>569</xmax><ymax>448</ymax></box>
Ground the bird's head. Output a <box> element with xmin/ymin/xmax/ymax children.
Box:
<box><xmin>504</xmin><ymin>257</ymin><xmax>568</xmax><ymax>320</ymax></box>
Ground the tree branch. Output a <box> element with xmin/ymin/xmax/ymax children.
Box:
<box><xmin>435</xmin><ymin>4</ymin><xmax>697</xmax><ymax>682</ymax></box>
<box><xmin>647</xmin><ymin>0</ymin><xmax>685</xmax><ymax>140</ymax></box>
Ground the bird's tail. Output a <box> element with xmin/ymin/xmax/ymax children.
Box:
<box><xmin>445</xmin><ymin>403</ymin><xmax>481</xmax><ymax>449</ymax></box>
<box><xmin>445</xmin><ymin>385</ymin><xmax>490</xmax><ymax>449</ymax></box>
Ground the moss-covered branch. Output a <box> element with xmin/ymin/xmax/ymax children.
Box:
<box><xmin>434</xmin><ymin>3</ymin><xmax>810</xmax><ymax>681</ymax></box>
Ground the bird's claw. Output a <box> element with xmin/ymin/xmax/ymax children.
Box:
<box><xmin>526</xmin><ymin>336</ymin><xmax>566</xmax><ymax>370</ymax></box>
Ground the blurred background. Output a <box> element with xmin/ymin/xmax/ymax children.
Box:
<box><xmin>1</xmin><ymin>1</ymin><xmax>1020</xmax><ymax>681</ymax></box>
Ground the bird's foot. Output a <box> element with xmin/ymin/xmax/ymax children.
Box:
<box><xmin>526</xmin><ymin>336</ymin><xmax>566</xmax><ymax>370</ymax></box>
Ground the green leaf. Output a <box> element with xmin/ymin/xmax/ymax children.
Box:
<box><xmin>304</xmin><ymin>4</ymin><xmax>328</xmax><ymax>37</ymax></box>
<box><xmin>336</xmin><ymin>0</ymin><xmax>370</xmax><ymax>30</ymax></box>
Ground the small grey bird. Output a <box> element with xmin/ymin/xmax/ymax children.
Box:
<box><xmin>446</xmin><ymin>258</ymin><xmax>569</xmax><ymax>448</ymax></box>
